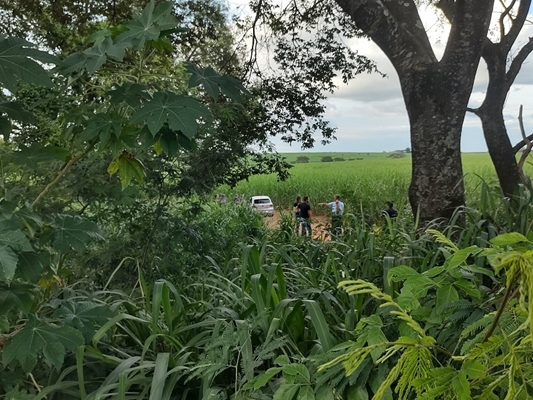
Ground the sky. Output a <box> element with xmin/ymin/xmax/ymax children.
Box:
<box><xmin>228</xmin><ymin>1</ymin><xmax>533</xmax><ymax>153</ymax></box>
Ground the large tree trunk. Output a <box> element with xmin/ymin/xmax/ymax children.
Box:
<box><xmin>334</xmin><ymin>0</ymin><xmax>493</xmax><ymax>221</ymax></box>
<box><xmin>405</xmin><ymin>66</ymin><xmax>466</xmax><ymax>220</ymax></box>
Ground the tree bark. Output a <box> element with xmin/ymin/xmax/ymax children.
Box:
<box><xmin>475</xmin><ymin>43</ymin><xmax>521</xmax><ymax>196</ymax></box>
<box><xmin>334</xmin><ymin>0</ymin><xmax>494</xmax><ymax>221</ymax></box>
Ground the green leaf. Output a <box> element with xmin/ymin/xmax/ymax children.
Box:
<box><xmin>0</xmin><ymin>282</ymin><xmax>36</xmax><ymax>314</ymax></box>
<box><xmin>447</xmin><ymin>246</ymin><xmax>481</xmax><ymax>269</ymax></box>
<box><xmin>490</xmin><ymin>232</ymin><xmax>529</xmax><ymax>246</ymax></box>
<box><xmin>451</xmin><ymin>370</ymin><xmax>471</xmax><ymax>400</ymax></box>
<box><xmin>79</xmin><ymin>112</ymin><xmax>124</xmax><ymax>147</ymax></box>
<box><xmin>108</xmin><ymin>152</ymin><xmax>146</xmax><ymax>189</ymax></box>
<box><xmin>116</xmin><ymin>1</ymin><xmax>177</xmax><ymax>49</ymax></box>
<box><xmin>3</xmin><ymin>315</ymin><xmax>84</xmax><ymax>372</ymax></box>
<box><xmin>12</xmin><ymin>144</ymin><xmax>70</xmax><ymax>168</ymax></box>
<box><xmin>131</xmin><ymin>92</ymin><xmax>209</xmax><ymax>139</ymax></box>
<box><xmin>304</xmin><ymin>299</ymin><xmax>335</xmax><ymax>352</ymax></box>
<box><xmin>17</xmin><ymin>252</ymin><xmax>43</xmax><ymax>283</ymax></box>
<box><xmin>0</xmin><ymin>36</ymin><xmax>56</xmax><ymax>92</ymax></box>
<box><xmin>0</xmin><ymin>224</ymin><xmax>32</xmax><ymax>252</ymax></box>
<box><xmin>0</xmin><ymin>101</ymin><xmax>37</xmax><ymax>124</ymax></box>
<box><xmin>52</xmin><ymin>214</ymin><xmax>104</xmax><ymax>253</ymax></box>
<box><xmin>436</xmin><ymin>284</ymin><xmax>459</xmax><ymax>311</ymax></box>
<box><xmin>185</xmin><ymin>63</ymin><xmax>249</xmax><ymax>101</ymax></box>
<box><xmin>282</xmin><ymin>364</ymin><xmax>310</xmax><ymax>384</ymax></box>
<box><xmin>245</xmin><ymin>367</ymin><xmax>281</xmax><ymax>390</ymax></box>
<box><xmin>273</xmin><ymin>383</ymin><xmax>299</xmax><ymax>400</ymax></box>
<box><xmin>274</xmin><ymin>355</ymin><xmax>290</xmax><ymax>366</ymax></box>
<box><xmin>0</xmin><ymin>115</ymin><xmax>11</xmax><ymax>140</ymax></box>
<box><xmin>453</xmin><ymin>279</ymin><xmax>481</xmax><ymax>300</ymax></box>
<box><xmin>296</xmin><ymin>386</ymin><xmax>315</xmax><ymax>400</ymax></box>
<box><xmin>347</xmin><ymin>386</ymin><xmax>369</xmax><ymax>400</ymax></box>
<box><xmin>109</xmin><ymin>83</ymin><xmax>149</xmax><ymax>107</ymax></box>
<box><xmin>462</xmin><ymin>359</ymin><xmax>486</xmax><ymax>379</ymax></box>
<box><xmin>388</xmin><ymin>265</ymin><xmax>419</xmax><ymax>283</ymax></box>
<box><xmin>0</xmin><ymin>245</ymin><xmax>19</xmax><ymax>284</ymax></box>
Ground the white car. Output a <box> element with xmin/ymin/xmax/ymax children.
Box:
<box><xmin>250</xmin><ymin>196</ymin><xmax>275</xmax><ymax>216</ymax></box>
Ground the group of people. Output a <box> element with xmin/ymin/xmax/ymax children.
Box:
<box><xmin>293</xmin><ymin>195</ymin><xmax>346</xmax><ymax>236</ymax></box>
<box><xmin>292</xmin><ymin>195</ymin><xmax>398</xmax><ymax>237</ymax></box>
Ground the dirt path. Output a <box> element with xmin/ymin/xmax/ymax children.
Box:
<box><xmin>264</xmin><ymin>210</ymin><xmax>331</xmax><ymax>240</ymax></box>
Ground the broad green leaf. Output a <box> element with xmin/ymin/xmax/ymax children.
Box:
<box><xmin>315</xmin><ymin>386</ymin><xmax>335</xmax><ymax>400</ymax></box>
<box><xmin>79</xmin><ymin>112</ymin><xmax>124</xmax><ymax>147</ymax></box>
<box><xmin>244</xmin><ymin>367</ymin><xmax>281</xmax><ymax>390</ymax></box>
<box><xmin>3</xmin><ymin>315</ymin><xmax>84</xmax><ymax>372</ymax></box>
<box><xmin>17</xmin><ymin>252</ymin><xmax>44</xmax><ymax>283</ymax></box>
<box><xmin>12</xmin><ymin>144</ymin><xmax>70</xmax><ymax>169</ymax></box>
<box><xmin>149</xmin><ymin>352</ymin><xmax>169</xmax><ymax>400</ymax></box>
<box><xmin>82</xmin><ymin>39</ymin><xmax>110</xmax><ymax>73</ymax></box>
<box><xmin>453</xmin><ymin>279</ymin><xmax>481</xmax><ymax>300</ymax></box>
<box><xmin>451</xmin><ymin>370</ymin><xmax>471</xmax><ymax>400</ymax></box>
<box><xmin>43</xmin><ymin>340</ymin><xmax>66</xmax><ymax>370</ymax></box>
<box><xmin>0</xmin><ymin>101</ymin><xmax>37</xmax><ymax>124</ymax></box>
<box><xmin>490</xmin><ymin>232</ymin><xmax>529</xmax><ymax>246</ymax></box>
<box><xmin>274</xmin><ymin>354</ymin><xmax>290</xmax><ymax>366</ymax></box>
<box><xmin>52</xmin><ymin>214</ymin><xmax>104</xmax><ymax>253</ymax></box>
<box><xmin>388</xmin><ymin>265</ymin><xmax>419</xmax><ymax>283</ymax></box>
<box><xmin>273</xmin><ymin>383</ymin><xmax>299</xmax><ymax>400</ymax></box>
<box><xmin>0</xmin><ymin>244</ymin><xmax>18</xmax><ymax>284</ymax></box>
<box><xmin>447</xmin><ymin>246</ymin><xmax>481</xmax><ymax>269</ymax></box>
<box><xmin>0</xmin><ymin>36</ymin><xmax>56</xmax><ymax>92</ymax></box>
<box><xmin>282</xmin><ymin>364</ymin><xmax>310</xmax><ymax>384</ymax></box>
<box><xmin>296</xmin><ymin>386</ymin><xmax>315</xmax><ymax>400</ymax></box>
<box><xmin>185</xmin><ymin>63</ymin><xmax>249</xmax><ymax>101</ymax></box>
<box><xmin>436</xmin><ymin>284</ymin><xmax>459</xmax><ymax>311</ymax></box>
<box><xmin>0</xmin><ymin>115</ymin><xmax>11</xmax><ymax>140</ymax></box>
<box><xmin>108</xmin><ymin>83</ymin><xmax>149</xmax><ymax>107</ymax></box>
<box><xmin>130</xmin><ymin>92</ymin><xmax>209</xmax><ymax>138</ymax></box>
<box><xmin>116</xmin><ymin>1</ymin><xmax>177</xmax><ymax>48</ymax></box>
<box><xmin>0</xmin><ymin>282</ymin><xmax>35</xmax><ymax>314</ymax></box>
<box><xmin>347</xmin><ymin>386</ymin><xmax>369</xmax><ymax>400</ymax></box>
<box><xmin>108</xmin><ymin>152</ymin><xmax>146</xmax><ymax>189</ymax></box>
<box><xmin>462</xmin><ymin>359</ymin><xmax>486</xmax><ymax>379</ymax></box>
<box><xmin>304</xmin><ymin>299</ymin><xmax>334</xmax><ymax>352</ymax></box>
<box><xmin>367</xmin><ymin>326</ymin><xmax>387</xmax><ymax>363</ymax></box>
<box><xmin>0</xmin><ymin>225</ymin><xmax>32</xmax><ymax>252</ymax></box>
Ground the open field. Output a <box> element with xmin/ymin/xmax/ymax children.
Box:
<box><xmin>221</xmin><ymin>152</ymin><xmax>516</xmax><ymax>219</ymax></box>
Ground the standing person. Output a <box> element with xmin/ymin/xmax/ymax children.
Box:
<box><xmin>293</xmin><ymin>196</ymin><xmax>302</xmax><ymax>235</ymax></box>
<box><xmin>298</xmin><ymin>196</ymin><xmax>312</xmax><ymax>236</ymax></box>
<box><xmin>319</xmin><ymin>195</ymin><xmax>345</xmax><ymax>235</ymax></box>
<box><xmin>382</xmin><ymin>202</ymin><xmax>398</xmax><ymax>218</ymax></box>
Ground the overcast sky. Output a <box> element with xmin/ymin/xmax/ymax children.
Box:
<box><xmin>228</xmin><ymin>1</ymin><xmax>533</xmax><ymax>153</ymax></box>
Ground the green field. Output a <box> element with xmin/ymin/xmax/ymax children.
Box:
<box><xmin>221</xmin><ymin>152</ymin><xmax>504</xmax><ymax>218</ymax></box>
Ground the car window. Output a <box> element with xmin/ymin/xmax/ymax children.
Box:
<box><xmin>254</xmin><ymin>199</ymin><xmax>271</xmax><ymax>204</ymax></box>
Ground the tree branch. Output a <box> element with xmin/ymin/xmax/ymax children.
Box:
<box><xmin>498</xmin><ymin>0</ymin><xmax>517</xmax><ymax>39</ymax></box>
<box><xmin>504</xmin><ymin>36</ymin><xmax>533</xmax><ymax>93</ymax></box>
<box><xmin>513</xmin><ymin>133</ymin><xmax>533</xmax><ymax>154</ymax></box>
<box><xmin>333</xmin><ymin>0</ymin><xmax>437</xmax><ymax>79</ymax></box>
<box><xmin>503</xmin><ymin>0</ymin><xmax>531</xmax><ymax>51</ymax></box>
<box><xmin>32</xmin><ymin>146</ymin><xmax>94</xmax><ymax>208</ymax></box>
<box><xmin>517</xmin><ymin>105</ymin><xmax>533</xmax><ymax>189</ymax></box>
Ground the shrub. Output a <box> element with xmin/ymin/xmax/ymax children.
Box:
<box><xmin>321</xmin><ymin>156</ymin><xmax>333</xmax><ymax>162</ymax></box>
<box><xmin>296</xmin><ymin>156</ymin><xmax>310</xmax><ymax>163</ymax></box>
<box><xmin>388</xmin><ymin>151</ymin><xmax>406</xmax><ymax>158</ymax></box>
<box><xmin>333</xmin><ymin>157</ymin><xmax>345</xmax><ymax>162</ymax></box>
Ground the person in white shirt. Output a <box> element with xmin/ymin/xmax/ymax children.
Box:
<box><xmin>319</xmin><ymin>195</ymin><xmax>344</xmax><ymax>235</ymax></box>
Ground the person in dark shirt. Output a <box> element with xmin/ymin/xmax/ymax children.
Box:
<box><xmin>297</xmin><ymin>196</ymin><xmax>312</xmax><ymax>236</ymax></box>
<box><xmin>382</xmin><ymin>202</ymin><xmax>398</xmax><ymax>218</ymax></box>
<box><xmin>293</xmin><ymin>196</ymin><xmax>302</xmax><ymax>235</ymax></box>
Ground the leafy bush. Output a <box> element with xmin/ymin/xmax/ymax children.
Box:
<box><xmin>333</xmin><ymin>157</ymin><xmax>345</xmax><ymax>161</ymax></box>
<box><xmin>321</xmin><ymin>156</ymin><xmax>333</xmax><ymax>162</ymax></box>
<box><xmin>296</xmin><ymin>156</ymin><xmax>310</xmax><ymax>163</ymax></box>
<box><xmin>388</xmin><ymin>151</ymin><xmax>406</xmax><ymax>158</ymax></box>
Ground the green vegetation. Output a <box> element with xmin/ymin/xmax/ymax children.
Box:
<box><xmin>223</xmin><ymin>153</ymin><xmax>502</xmax><ymax>220</ymax></box>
